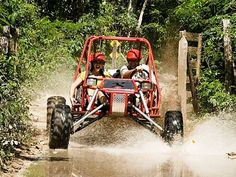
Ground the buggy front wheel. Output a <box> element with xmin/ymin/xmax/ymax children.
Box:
<box><xmin>46</xmin><ymin>96</ymin><xmax>66</xmax><ymax>132</ymax></box>
<box><xmin>162</xmin><ymin>111</ymin><xmax>183</xmax><ymax>144</ymax></box>
<box><xmin>49</xmin><ymin>104</ymin><xmax>72</xmax><ymax>149</ymax></box>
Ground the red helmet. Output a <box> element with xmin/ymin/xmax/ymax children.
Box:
<box><xmin>90</xmin><ymin>52</ymin><xmax>106</xmax><ymax>62</ymax></box>
<box><xmin>127</xmin><ymin>49</ymin><xmax>142</xmax><ymax>61</ymax></box>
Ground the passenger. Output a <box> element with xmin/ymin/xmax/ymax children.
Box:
<box><xmin>70</xmin><ymin>52</ymin><xmax>110</xmax><ymax>105</ymax></box>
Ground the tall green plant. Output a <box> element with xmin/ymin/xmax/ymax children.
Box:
<box><xmin>0</xmin><ymin>0</ymin><xmax>37</xmax><ymax>27</ymax></box>
<box><xmin>198</xmin><ymin>69</ymin><xmax>236</xmax><ymax>112</ymax></box>
<box><xmin>0</xmin><ymin>53</ymin><xmax>31</xmax><ymax>169</ymax></box>
<box><xmin>172</xmin><ymin>0</ymin><xmax>236</xmax><ymax>112</ymax></box>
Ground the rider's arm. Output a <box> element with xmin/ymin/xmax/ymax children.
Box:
<box><xmin>120</xmin><ymin>65</ymin><xmax>143</xmax><ymax>78</ymax></box>
<box><xmin>120</xmin><ymin>65</ymin><xmax>134</xmax><ymax>78</ymax></box>
<box><xmin>69</xmin><ymin>72</ymin><xmax>85</xmax><ymax>104</ymax></box>
<box><xmin>122</xmin><ymin>68</ymin><xmax>137</xmax><ymax>78</ymax></box>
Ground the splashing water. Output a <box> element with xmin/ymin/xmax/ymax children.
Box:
<box><xmin>28</xmin><ymin>65</ymin><xmax>236</xmax><ymax>177</ymax></box>
<box><xmin>182</xmin><ymin>112</ymin><xmax>236</xmax><ymax>155</ymax></box>
<box><xmin>81</xmin><ymin>112</ymin><xmax>233</xmax><ymax>150</ymax></box>
<box><xmin>75</xmin><ymin>112</ymin><xmax>236</xmax><ymax>177</ymax></box>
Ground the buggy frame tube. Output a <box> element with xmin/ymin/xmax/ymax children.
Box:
<box><xmin>86</xmin><ymin>88</ymin><xmax>99</xmax><ymax>111</ymax></box>
<box><xmin>74</xmin><ymin>115</ymin><xmax>104</xmax><ymax>133</ymax></box>
<box><xmin>73</xmin><ymin>103</ymin><xmax>105</xmax><ymax>132</ymax></box>
<box><xmin>131</xmin><ymin>104</ymin><xmax>163</xmax><ymax>131</ymax></box>
<box><xmin>139</xmin><ymin>89</ymin><xmax>149</xmax><ymax>114</ymax></box>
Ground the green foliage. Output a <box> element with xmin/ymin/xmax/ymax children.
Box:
<box><xmin>0</xmin><ymin>1</ymin><xmax>77</xmax><ymax>169</ymax></box>
<box><xmin>1</xmin><ymin>0</ymin><xmax>236</xmax><ymax>170</ymax></box>
<box><xmin>201</xmin><ymin>16</ymin><xmax>225</xmax><ymax>72</ymax></box>
<box><xmin>172</xmin><ymin>0</ymin><xmax>236</xmax><ymax>112</ymax></box>
<box><xmin>34</xmin><ymin>0</ymin><xmax>89</xmax><ymax>21</ymax></box>
<box><xmin>174</xmin><ymin>0</ymin><xmax>235</xmax><ymax>31</ymax></box>
<box><xmin>18</xmin><ymin>18</ymin><xmax>80</xmax><ymax>93</ymax></box>
<box><xmin>77</xmin><ymin>2</ymin><xmax>137</xmax><ymax>37</ymax></box>
<box><xmin>0</xmin><ymin>0</ymin><xmax>37</xmax><ymax>27</ymax></box>
<box><xmin>0</xmin><ymin>54</ymin><xmax>31</xmax><ymax>168</ymax></box>
<box><xmin>174</xmin><ymin>0</ymin><xmax>208</xmax><ymax>31</ymax></box>
<box><xmin>198</xmin><ymin>69</ymin><xmax>236</xmax><ymax>112</ymax></box>
<box><xmin>141</xmin><ymin>22</ymin><xmax>166</xmax><ymax>47</ymax></box>
<box><xmin>0</xmin><ymin>53</ymin><xmax>30</xmax><ymax>164</ymax></box>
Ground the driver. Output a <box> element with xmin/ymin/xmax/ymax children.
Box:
<box><xmin>120</xmin><ymin>49</ymin><xmax>156</xmax><ymax>84</ymax></box>
<box><xmin>120</xmin><ymin>49</ymin><xmax>157</xmax><ymax>106</ymax></box>
<box><xmin>120</xmin><ymin>49</ymin><xmax>144</xmax><ymax>78</ymax></box>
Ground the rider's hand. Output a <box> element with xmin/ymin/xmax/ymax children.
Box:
<box><xmin>136</xmin><ymin>65</ymin><xmax>143</xmax><ymax>72</ymax></box>
<box><xmin>70</xmin><ymin>97</ymin><xmax>77</xmax><ymax>105</ymax></box>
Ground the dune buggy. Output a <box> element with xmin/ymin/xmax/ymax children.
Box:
<box><xmin>47</xmin><ymin>36</ymin><xmax>183</xmax><ymax>149</ymax></box>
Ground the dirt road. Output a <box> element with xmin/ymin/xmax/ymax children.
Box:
<box><xmin>19</xmin><ymin>93</ymin><xmax>236</xmax><ymax>177</ymax></box>
<box><xmin>14</xmin><ymin>45</ymin><xmax>236</xmax><ymax>177</ymax></box>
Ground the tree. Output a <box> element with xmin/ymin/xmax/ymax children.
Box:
<box><xmin>137</xmin><ymin>0</ymin><xmax>148</xmax><ymax>30</ymax></box>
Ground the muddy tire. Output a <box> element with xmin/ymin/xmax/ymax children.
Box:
<box><xmin>49</xmin><ymin>104</ymin><xmax>72</xmax><ymax>149</ymax></box>
<box><xmin>47</xmin><ymin>96</ymin><xmax>66</xmax><ymax>132</ymax></box>
<box><xmin>162</xmin><ymin>111</ymin><xmax>183</xmax><ymax>143</ymax></box>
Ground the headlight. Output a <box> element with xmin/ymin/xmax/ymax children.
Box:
<box><xmin>86</xmin><ymin>77</ymin><xmax>97</xmax><ymax>86</ymax></box>
<box><xmin>141</xmin><ymin>82</ymin><xmax>152</xmax><ymax>90</ymax></box>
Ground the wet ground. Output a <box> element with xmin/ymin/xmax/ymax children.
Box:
<box><xmin>21</xmin><ymin>67</ymin><xmax>236</xmax><ymax>177</ymax></box>
<box><xmin>23</xmin><ymin>113</ymin><xmax>236</xmax><ymax>177</ymax></box>
<box><xmin>25</xmin><ymin>145</ymin><xmax>235</xmax><ymax>177</ymax></box>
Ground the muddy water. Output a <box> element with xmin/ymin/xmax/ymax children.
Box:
<box><xmin>24</xmin><ymin>112</ymin><xmax>236</xmax><ymax>177</ymax></box>
<box><xmin>24</xmin><ymin>64</ymin><xmax>236</xmax><ymax>177</ymax></box>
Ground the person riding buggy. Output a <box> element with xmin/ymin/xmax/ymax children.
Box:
<box><xmin>121</xmin><ymin>48</ymin><xmax>157</xmax><ymax>84</ymax></box>
<box><xmin>70</xmin><ymin>52</ymin><xmax>110</xmax><ymax>106</ymax></box>
<box><xmin>69</xmin><ymin>37</ymin><xmax>163</xmax><ymax>134</ymax></box>
<box><xmin>47</xmin><ymin>36</ymin><xmax>184</xmax><ymax>149</ymax></box>
<box><xmin>121</xmin><ymin>49</ymin><xmax>144</xmax><ymax>78</ymax></box>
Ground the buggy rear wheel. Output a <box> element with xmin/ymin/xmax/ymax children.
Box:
<box><xmin>47</xmin><ymin>96</ymin><xmax>66</xmax><ymax>132</ymax></box>
<box><xmin>162</xmin><ymin>111</ymin><xmax>183</xmax><ymax>144</ymax></box>
<box><xmin>49</xmin><ymin>104</ymin><xmax>72</xmax><ymax>149</ymax></box>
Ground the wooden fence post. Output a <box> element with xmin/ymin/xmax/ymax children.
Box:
<box><xmin>0</xmin><ymin>26</ymin><xmax>10</xmax><ymax>54</ymax></box>
<box><xmin>178</xmin><ymin>31</ymin><xmax>188</xmax><ymax>133</ymax></box>
<box><xmin>196</xmin><ymin>33</ymin><xmax>202</xmax><ymax>81</ymax></box>
<box><xmin>0</xmin><ymin>26</ymin><xmax>19</xmax><ymax>55</ymax></box>
<box><xmin>223</xmin><ymin>19</ymin><xmax>235</xmax><ymax>93</ymax></box>
<box><xmin>180</xmin><ymin>32</ymin><xmax>201</xmax><ymax>114</ymax></box>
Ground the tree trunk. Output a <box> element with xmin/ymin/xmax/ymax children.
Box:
<box><xmin>128</xmin><ymin>0</ymin><xmax>133</xmax><ymax>15</ymax></box>
<box><xmin>137</xmin><ymin>0</ymin><xmax>148</xmax><ymax>30</ymax></box>
<box><xmin>223</xmin><ymin>19</ymin><xmax>235</xmax><ymax>93</ymax></box>
<box><xmin>127</xmin><ymin>0</ymin><xmax>133</xmax><ymax>37</ymax></box>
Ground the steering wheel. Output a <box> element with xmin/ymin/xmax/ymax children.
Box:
<box><xmin>131</xmin><ymin>69</ymin><xmax>149</xmax><ymax>80</ymax></box>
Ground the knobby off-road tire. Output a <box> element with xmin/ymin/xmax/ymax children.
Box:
<box><xmin>49</xmin><ymin>104</ymin><xmax>72</xmax><ymax>149</ymax></box>
<box><xmin>162</xmin><ymin>111</ymin><xmax>183</xmax><ymax>144</ymax></box>
<box><xmin>47</xmin><ymin>96</ymin><xmax>66</xmax><ymax>132</ymax></box>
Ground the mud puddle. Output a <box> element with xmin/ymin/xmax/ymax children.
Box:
<box><xmin>23</xmin><ymin>113</ymin><xmax>236</xmax><ymax>177</ymax></box>
<box><xmin>22</xmin><ymin>68</ymin><xmax>236</xmax><ymax>177</ymax></box>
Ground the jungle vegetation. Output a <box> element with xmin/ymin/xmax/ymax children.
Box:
<box><xmin>0</xmin><ymin>0</ymin><xmax>235</xmax><ymax>171</ymax></box>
